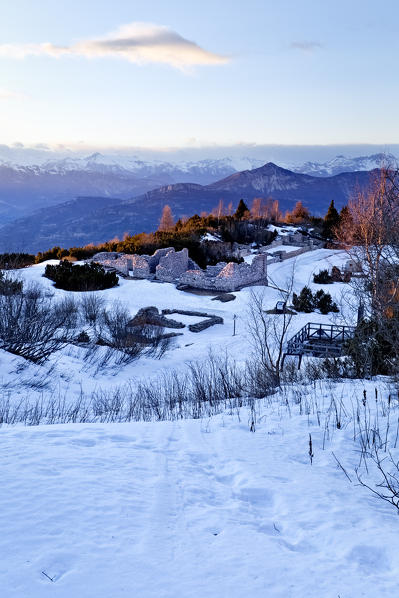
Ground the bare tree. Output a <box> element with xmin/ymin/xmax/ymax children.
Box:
<box><xmin>270</xmin><ymin>199</ymin><xmax>281</xmax><ymax>222</ymax></box>
<box><xmin>340</xmin><ymin>169</ymin><xmax>399</xmax><ymax>313</ymax></box>
<box><xmin>251</xmin><ymin>197</ymin><xmax>263</xmax><ymax>220</ymax></box>
<box><xmin>337</xmin><ymin>167</ymin><xmax>399</xmax><ymax>373</ymax></box>
<box><xmin>246</xmin><ymin>274</ymin><xmax>295</xmax><ymax>388</ymax></box>
<box><xmin>213</xmin><ymin>199</ymin><xmax>225</xmax><ymax>223</ymax></box>
<box><xmin>158</xmin><ymin>205</ymin><xmax>175</xmax><ymax>232</ymax></box>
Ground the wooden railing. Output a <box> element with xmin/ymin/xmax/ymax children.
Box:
<box><xmin>286</xmin><ymin>322</ymin><xmax>356</xmax><ymax>357</ymax></box>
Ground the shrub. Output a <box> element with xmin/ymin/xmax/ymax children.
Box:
<box><xmin>292</xmin><ymin>286</ymin><xmax>314</xmax><ymax>313</ymax></box>
<box><xmin>0</xmin><ymin>253</ymin><xmax>35</xmax><ymax>269</ymax></box>
<box><xmin>292</xmin><ymin>286</ymin><xmax>339</xmax><ymax>314</ymax></box>
<box><xmin>76</xmin><ymin>330</ymin><xmax>90</xmax><ymax>344</ymax></box>
<box><xmin>44</xmin><ymin>261</ymin><xmax>118</xmax><ymax>292</ymax></box>
<box><xmin>314</xmin><ymin>290</ymin><xmax>339</xmax><ymax>314</ymax></box>
<box><xmin>313</xmin><ymin>269</ymin><xmax>333</xmax><ymax>284</ymax></box>
<box><xmin>0</xmin><ymin>285</ymin><xmax>75</xmax><ymax>363</ymax></box>
<box><xmin>0</xmin><ymin>271</ymin><xmax>23</xmax><ymax>295</ymax></box>
<box><xmin>331</xmin><ymin>266</ymin><xmax>343</xmax><ymax>282</ymax></box>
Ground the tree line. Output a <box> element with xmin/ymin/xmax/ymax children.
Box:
<box><xmin>0</xmin><ymin>196</ymin><xmax>347</xmax><ymax>269</ymax></box>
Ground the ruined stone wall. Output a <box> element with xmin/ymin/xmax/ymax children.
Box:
<box><xmin>178</xmin><ymin>269</ymin><xmax>208</xmax><ymax>288</ymax></box>
<box><xmin>93</xmin><ymin>247</ymin><xmax>269</xmax><ymax>291</ymax></box>
<box><xmin>130</xmin><ymin>255</ymin><xmax>151</xmax><ymax>278</ymax></box>
<box><xmin>147</xmin><ymin>248</ymin><xmax>174</xmax><ymax>273</ymax></box>
<box><xmin>155</xmin><ymin>248</ymin><xmax>189</xmax><ymax>283</ymax></box>
<box><xmin>279</xmin><ymin>247</ymin><xmax>311</xmax><ymax>260</ymax></box>
<box><xmin>204</xmin><ymin>263</ymin><xmax>227</xmax><ymax>277</ymax></box>
<box><xmin>179</xmin><ymin>254</ymin><xmax>268</xmax><ymax>292</ymax></box>
<box><xmin>91</xmin><ymin>252</ymin><xmax>130</xmax><ymax>275</ymax></box>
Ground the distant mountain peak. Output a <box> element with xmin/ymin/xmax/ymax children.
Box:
<box><xmin>86</xmin><ymin>152</ymin><xmax>104</xmax><ymax>161</ymax></box>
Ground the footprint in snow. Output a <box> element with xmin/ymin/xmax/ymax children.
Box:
<box><xmin>279</xmin><ymin>539</ymin><xmax>315</xmax><ymax>554</ymax></box>
<box><xmin>234</xmin><ymin>486</ymin><xmax>275</xmax><ymax>507</ymax></box>
<box><xmin>108</xmin><ymin>434</ymin><xmax>136</xmax><ymax>444</ymax></box>
<box><xmin>70</xmin><ymin>438</ymin><xmax>97</xmax><ymax>447</ymax></box>
<box><xmin>347</xmin><ymin>545</ymin><xmax>391</xmax><ymax>574</ymax></box>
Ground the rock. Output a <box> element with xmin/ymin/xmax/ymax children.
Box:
<box><xmin>127</xmin><ymin>307</ymin><xmax>185</xmax><ymax>330</ymax></box>
<box><xmin>188</xmin><ymin>316</ymin><xmax>224</xmax><ymax>333</ymax></box>
<box><xmin>211</xmin><ymin>293</ymin><xmax>236</xmax><ymax>303</ymax></box>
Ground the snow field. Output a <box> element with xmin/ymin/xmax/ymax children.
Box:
<box><xmin>1</xmin><ymin>379</ymin><xmax>399</xmax><ymax>597</ymax></box>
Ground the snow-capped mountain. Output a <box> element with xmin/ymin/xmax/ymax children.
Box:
<box><xmin>0</xmin><ymin>148</ymin><xmax>395</xmax><ymax>183</ymax></box>
<box><xmin>0</xmin><ymin>154</ymin><xmax>260</xmax><ymax>225</ymax></box>
<box><xmin>0</xmin><ymin>150</ymin><xmax>256</xmax><ymax>182</ymax></box>
<box><xmin>290</xmin><ymin>153</ymin><xmax>397</xmax><ymax>177</ymax></box>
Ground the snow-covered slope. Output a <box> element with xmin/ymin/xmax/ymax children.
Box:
<box><xmin>0</xmin><ymin>248</ymin><xmax>350</xmax><ymax>403</ymax></box>
<box><xmin>1</xmin><ymin>249</ymin><xmax>399</xmax><ymax>597</ymax></box>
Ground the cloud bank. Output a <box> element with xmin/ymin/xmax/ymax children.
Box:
<box><xmin>0</xmin><ymin>22</ymin><xmax>229</xmax><ymax>70</ymax></box>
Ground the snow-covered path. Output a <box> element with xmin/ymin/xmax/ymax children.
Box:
<box><xmin>1</xmin><ymin>403</ymin><xmax>399</xmax><ymax>597</ymax></box>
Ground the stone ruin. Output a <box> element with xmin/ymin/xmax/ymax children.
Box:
<box><xmin>126</xmin><ymin>306</ymin><xmax>224</xmax><ymax>336</ymax></box>
<box><xmin>91</xmin><ymin>247</ymin><xmax>268</xmax><ymax>292</ymax></box>
<box><xmin>91</xmin><ymin>247</ymin><xmax>199</xmax><ymax>281</ymax></box>
<box><xmin>179</xmin><ymin>254</ymin><xmax>268</xmax><ymax>292</ymax></box>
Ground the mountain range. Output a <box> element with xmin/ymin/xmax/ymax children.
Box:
<box><xmin>0</xmin><ymin>161</ymin><xmax>379</xmax><ymax>253</ymax></box>
<box><xmin>0</xmin><ymin>151</ymin><xmax>394</xmax><ymax>229</ymax></box>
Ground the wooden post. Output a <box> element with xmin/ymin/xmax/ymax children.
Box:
<box><xmin>233</xmin><ymin>314</ymin><xmax>237</xmax><ymax>336</ymax></box>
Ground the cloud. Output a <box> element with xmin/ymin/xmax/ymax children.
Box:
<box><xmin>290</xmin><ymin>41</ymin><xmax>323</xmax><ymax>53</ymax></box>
<box><xmin>0</xmin><ymin>88</ymin><xmax>26</xmax><ymax>100</ymax></box>
<box><xmin>0</xmin><ymin>23</ymin><xmax>229</xmax><ymax>70</ymax></box>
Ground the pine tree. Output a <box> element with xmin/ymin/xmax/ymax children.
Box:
<box><xmin>322</xmin><ymin>200</ymin><xmax>340</xmax><ymax>239</ymax></box>
<box><xmin>234</xmin><ymin>199</ymin><xmax>250</xmax><ymax>220</ymax></box>
<box><xmin>158</xmin><ymin>205</ymin><xmax>175</xmax><ymax>232</ymax></box>
<box><xmin>292</xmin><ymin>286</ymin><xmax>314</xmax><ymax>313</ymax></box>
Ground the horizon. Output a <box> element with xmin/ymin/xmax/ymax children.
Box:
<box><xmin>0</xmin><ymin>142</ymin><xmax>398</xmax><ymax>167</ymax></box>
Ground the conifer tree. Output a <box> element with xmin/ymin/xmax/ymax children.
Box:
<box><xmin>322</xmin><ymin>200</ymin><xmax>340</xmax><ymax>239</ymax></box>
<box><xmin>234</xmin><ymin>199</ymin><xmax>250</xmax><ymax>220</ymax></box>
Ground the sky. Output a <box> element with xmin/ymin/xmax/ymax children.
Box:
<box><xmin>0</xmin><ymin>0</ymin><xmax>398</xmax><ymax>151</ymax></box>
